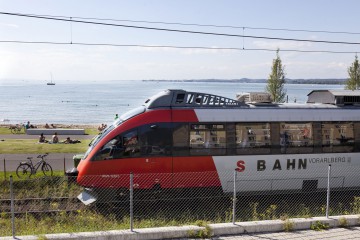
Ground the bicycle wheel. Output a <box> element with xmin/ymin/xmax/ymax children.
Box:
<box><xmin>42</xmin><ymin>163</ymin><xmax>53</xmax><ymax>176</ymax></box>
<box><xmin>10</xmin><ymin>128</ymin><xmax>17</xmax><ymax>134</ymax></box>
<box><xmin>16</xmin><ymin>163</ymin><xmax>33</xmax><ymax>178</ymax></box>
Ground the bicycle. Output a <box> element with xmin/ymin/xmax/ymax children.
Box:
<box><xmin>9</xmin><ymin>123</ymin><xmax>24</xmax><ymax>134</ymax></box>
<box><xmin>16</xmin><ymin>153</ymin><xmax>53</xmax><ymax>178</ymax></box>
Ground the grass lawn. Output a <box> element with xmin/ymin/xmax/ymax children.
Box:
<box><xmin>0</xmin><ymin>126</ymin><xmax>97</xmax><ymax>154</ymax></box>
<box><xmin>0</xmin><ymin>139</ymin><xmax>92</xmax><ymax>154</ymax></box>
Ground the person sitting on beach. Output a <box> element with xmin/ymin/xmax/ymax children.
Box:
<box><xmin>98</xmin><ymin>123</ymin><xmax>107</xmax><ymax>132</ymax></box>
<box><xmin>38</xmin><ymin>133</ymin><xmax>48</xmax><ymax>143</ymax></box>
<box><xmin>51</xmin><ymin>124</ymin><xmax>56</xmax><ymax>128</ymax></box>
<box><xmin>52</xmin><ymin>132</ymin><xmax>59</xmax><ymax>143</ymax></box>
<box><xmin>44</xmin><ymin>123</ymin><xmax>50</xmax><ymax>129</ymax></box>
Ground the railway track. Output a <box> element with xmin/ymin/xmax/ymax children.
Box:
<box><xmin>0</xmin><ymin>196</ymin><xmax>84</xmax><ymax>214</ymax></box>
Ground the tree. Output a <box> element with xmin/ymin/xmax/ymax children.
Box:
<box><xmin>345</xmin><ymin>55</ymin><xmax>360</xmax><ymax>90</ymax></box>
<box><xmin>266</xmin><ymin>49</ymin><xmax>287</xmax><ymax>103</ymax></box>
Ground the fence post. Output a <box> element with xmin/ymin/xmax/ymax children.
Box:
<box><xmin>130</xmin><ymin>172</ymin><xmax>134</xmax><ymax>232</ymax></box>
<box><xmin>232</xmin><ymin>170</ymin><xmax>237</xmax><ymax>224</ymax></box>
<box><xmin>326</xmin><ymin>164</ymin><xmax>331</xmax><ymax>218</ymax></box>
<box><xmin>3</xmin><ymin>158</ymin><xmax>6</xmax><ymax>180</ymax></box>
<box><xmin>63</xmin><ymin>156</ymin><xmax>66</xmax><ymax>174</ymax></box>
<box><xmin>10</xmin><ymin>175</ymin><xmax>15</xmax><ymax>238</ymax></box>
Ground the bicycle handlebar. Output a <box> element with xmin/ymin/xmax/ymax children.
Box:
<box><xmin>37</xmin><ymin>153</ymin><xmax>49</xmax><ymax>158</ymax></box>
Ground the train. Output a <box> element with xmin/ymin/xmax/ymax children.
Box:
<box><xmin>66</xmin><ymin>89</ymin><xmax>360</xmax><ymax>204</ymax></box>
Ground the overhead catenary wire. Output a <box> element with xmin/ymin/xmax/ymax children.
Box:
<box><xmin>0</xmin><ymin>40</ymin><xmax>358</xmax><ymax>54</ymax></box>
<box><xmin>1</xmin><ymin>12</ymin><xmax>360</xmax><ymax>46</ymax></box>
<box><xmin>3</xmin><ymin>11</ymin><xmax>360</xmax><ymax>36</ymax></box>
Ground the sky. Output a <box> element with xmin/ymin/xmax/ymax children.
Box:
<box><xmin>1</xmin><ymin>0</ymin><xmax>360</xmax><ymax>83</ymax></box>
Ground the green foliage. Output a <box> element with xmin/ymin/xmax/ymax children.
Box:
<box><xmin>310</xmin><ymin>220</ymin><xmax>329</xmax><ymax>231</ymax></box>
<box><xmin>283</xmin><ymin>219</ymin><xmax>294</xmax><ymax>232</ymax></box>
<box><xmin>188</xmin><ymin>223</ymin><xmax>212</xmax><ymax>239</ymax></box>
<box><xmin>249</xmin><ymin>202</ymin><xmax>259</xmax><ymax>221</ymax></box>
<box><xmin>345</xmin><ymin>55</ymin><xmax>360</xmax><ymax>90</ymax></box>
<box><xmin>338</xmin><ymin>217</ymin><xmax>348</xmax><ymax>228</ymax></box>
<box><xmin>299</xmin><ymin>204</ymin><xmax>312</xmax><ymax>218</ymax></box>
<box><xmin>350</xmin><ymin>196</ymin><xmax>360</xmax><ymax>214</ymax></box>
<box><xmin>266</xmin><ymin>49</ymin><xmax>287</xmax><ymax>103</ymax></box>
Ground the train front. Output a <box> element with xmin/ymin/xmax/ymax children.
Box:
<box><xmin>65</xmin><ymin>90</ymin><xmax>177</xmax><ymax>204</ymax></box>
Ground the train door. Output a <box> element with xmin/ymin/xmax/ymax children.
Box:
<box><xmin>138</xmin><ymin>123</ymin><xmax>173</xmax><ymax>189</ymax></box>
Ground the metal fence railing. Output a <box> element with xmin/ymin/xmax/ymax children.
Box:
<box><xmin>2</xmin><ymin>165</ymin><xmax>360</xmax><ymax>237</ymax></box>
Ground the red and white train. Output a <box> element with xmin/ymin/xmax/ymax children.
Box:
<box><xmin>68</xmin><ymin>89</ymin><xmax>360</xmax><ymax>203</ymax></box>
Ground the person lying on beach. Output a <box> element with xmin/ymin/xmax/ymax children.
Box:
<box><xmin>63</xmin><ymin>137</ymin><xmax>81</xmax><ymax>144</ymax></box>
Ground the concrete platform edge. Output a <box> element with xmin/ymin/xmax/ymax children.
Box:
<box><xmin>1</xmin><ymin>215</ymin><xmax>359</xmax><ymax>240</ymax></box>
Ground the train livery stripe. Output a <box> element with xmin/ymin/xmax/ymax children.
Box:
<box><xmin>172</xmin><ymin>109</ymin><xmax>198</xmax><ymax>122</ymax></box>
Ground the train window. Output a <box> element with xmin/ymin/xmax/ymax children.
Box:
<box><xmin>235</xmin><ymin>123</ymin><xmax>271</xmax><ymax>154</ymax></box>
<box><xmin>189</xmin><ymin>123</ymin><xmax>226</xmax><ymax>156</ymax></box>
<box><xmin>139</xmin><ymin>123</ymin><xmax>172</xmax><ymax>156</ymax></box>
<box><xmin>93</xmin><ymin>135</ymin><xmax>124</xmax><ymax>161</ymax></box>
<box><xmin>93</xmin><ymin>129</ymin><xmax>140</xmax><ymax>161</ymax></box>
<box><xmin>280</xmin><ymin>122</ymin><xmax>313</xmax><ymax>154</ymax></box>
<box><xmin>175</xmin><ymin>94</ymin><xmax>185</xmax><ymax>104</ymax></box>
<box><xmin>173</xmin><ymin>123</ymin><xmax>189</xmax><ymax>156</ymax></box>
<box><xmin>121</xmin><ymin>130</ymin><xmax>140</xmax><ymax>157</ymax></box>
<box><xmin>322</xmin><ymin>122</ymin><xmax>354</xmax><ymax>153</ymax></box>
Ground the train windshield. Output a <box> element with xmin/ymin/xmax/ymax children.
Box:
<box><xmin>82</xmin><ymin>106</ymin><xmax>145</xmax><ymax>160</ymax></box>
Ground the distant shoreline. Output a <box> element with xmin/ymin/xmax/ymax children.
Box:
<box><xmin>142</xmin><ymin>79</ymin><xmax>346</xmax><ymax>85</ymax></box>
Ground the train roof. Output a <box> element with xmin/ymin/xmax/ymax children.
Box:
<box><xmin>307</xmin><ymin>89</ymin><xmax>360</xmax><ymax>105</ymax></box>
<box><xmin>144</xmin><ymin>89</ymin><xmax>360</xmax><ymax>110</ymax></box>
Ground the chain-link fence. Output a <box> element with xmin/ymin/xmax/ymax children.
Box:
<box><xmin>2</xmin><ymin>165</ymin><xmax>360</xmax><ymax>237</ymax></box>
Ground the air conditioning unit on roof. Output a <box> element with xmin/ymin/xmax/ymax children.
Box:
<box><xmin>236</xmin><ymin>92</ymin><xmax>272</xmax><ymax>103</ymax></box>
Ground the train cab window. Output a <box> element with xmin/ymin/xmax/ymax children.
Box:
<box><xmin>138</xmin><ymin>123</ymin><xmax>172</xmax><ymax>156</ymax></box>
<box><xmin>235</xmin><ymin>123</ymin><xmax>270</xmax><ymax>154</ymax></box>
<box><xmin>122</xmin><ymin>130</ymin><xmax>141</xmax><ymax>157</ymax></box>
<box><xmin>93</xmin><ymin>129</ymin><xmax>140</xmax><ymax>161</ymax></box>
<box><xmin>280</xmin><ymin>122</ymin><xmax>313</xmax><ymax>154</ymax></box>
<box><xmin>93</xmin><ymin>136</ymin><xmax>123</xmax><ymax>161</ymax></box>
<box><xmin>189</xmin><ymin>124</ymin><xmax>226</xmax><ymax>156</ymax></box>
<box><xmin>322</xmin><ymin>122</ymin><xmax>354</xmax><ymax>153</ymax></box>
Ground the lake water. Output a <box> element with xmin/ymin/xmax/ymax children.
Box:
<box><xmin>0</xmin><ymin>81</ymin><xmax>343</xmax><ymax>125</ymax></box>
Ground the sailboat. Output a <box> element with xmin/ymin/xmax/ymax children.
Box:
<box><xmin>47</xmin><ymin>73</ymin><xmax>56</xmax><ymax>85</ymax></box>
